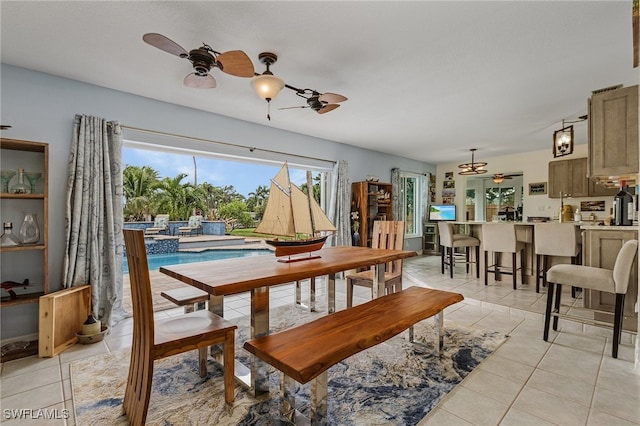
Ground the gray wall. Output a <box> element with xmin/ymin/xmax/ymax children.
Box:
<box><xmin>0</xmin><ymin>64</ymin><xmax>435</xmax><ymax>339</ymax></box>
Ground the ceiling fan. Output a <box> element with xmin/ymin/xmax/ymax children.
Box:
<box><xmin>492</xmin><ymin>173</ymin><xmax>522</xmax><ymax>183</ymax></box>
<box><xmin>279</xmin><ymin>89</ymin><xmax>348</xmax><ymax>114</ymax></box>
<box><xmin>142</xmin><ymin>33</ymin><xmax>254</xmax><ymax>89</ymax></box>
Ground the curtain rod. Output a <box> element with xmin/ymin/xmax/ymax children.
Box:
<box><xmin>395</xmin><ymin>168</ymin><xmax>428</xmax><ymax>176</ymax></box>
<box><xmin>119</xmin><ymin>125</ymin><xmax>336</xmax><ymax>165</ymax></box>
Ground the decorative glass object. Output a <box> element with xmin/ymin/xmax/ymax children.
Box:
<box><xmin>10</xmin><ymin>168</ymin><xmax>30</xmax><ymax>194</ymax></box>
<box><xmin>1</xmin><ymin>222</ymin><xmax>21</xmax><ymax>247</ymax></box>
<box><xmin>24</xmin><ymin>172</ymin><xmax>42</xmax><ymax>194</ymax></box>
<box><xmin>0</xmin><ymin>170</ymin><xmax>16</xmax><ymax>193</ymax></box>
<box><xmin>19</xmin><ymin>213</ymin><xmax>40</xmax><ymax>244</ymax></box>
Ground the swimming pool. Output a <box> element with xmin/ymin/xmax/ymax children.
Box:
<box><xmin>123</xmin><ymin>249</ymin><xmax>271</xmax><ymax>273</ymax></box>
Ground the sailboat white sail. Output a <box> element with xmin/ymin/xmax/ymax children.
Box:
<box><xmin>255</xmin><ymin>163</ymin><xmax>335</xmax><ymax>259</ymax></box>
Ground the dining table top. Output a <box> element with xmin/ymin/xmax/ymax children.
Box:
<box><xmin>159</xmin><ymin>245</ymin><xmax>417</xmax><ymax>296</ymax></box>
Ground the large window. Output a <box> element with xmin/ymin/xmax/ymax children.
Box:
<box><xmin>400</xmin><ymin>172</ymin><xmax>423</xmax><ymax>237</ymax></box>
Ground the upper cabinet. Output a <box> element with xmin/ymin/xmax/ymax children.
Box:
<box><xmin>588</xmin><ymin>85</ymin><xmax>639</xmax><ymax>184</ymax></box>
<box><xmin>549</xmin><ymin>157</ymin><xmax>617</xmax><ymax>199</ymax></box>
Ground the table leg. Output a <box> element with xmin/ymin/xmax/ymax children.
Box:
<box><xmin>372</xmin><ymin>263</ymin><xmax>385</xmax><ymax>298</ymax></box>
<box><xmin>295</xmin><ymin>278</ymin><xmax>317</xmax><ymax>312</ymax></box>
<box><xmin>208</xmin><ymin>295</ymin><xmax>225</xmax><ymax>359</ymax></box>
<box><xmin>251</xmin><ymin>286</ymin><xmax>270</xmax><ymax>396</ymax></box>
<box><xmin>327</xmin><ymin>273</ymin><xmax>336</xmax><ymax>313</ymax></box>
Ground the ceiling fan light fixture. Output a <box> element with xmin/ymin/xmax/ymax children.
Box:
<box><xmin>252</xmin><ymin>52</ymin><xmax>285</xmax><ymax>102</ymax></box>
<box><xmin>493</xmin><ymin>175</ymin><xmax>504</xmax><ymax>184</ymax></box>
<box><xmin>458</xmin><ymin>148</ymin><xmax>488</xmax><ymax>175</ymax></box>
<box><xmin>251</xmin><ymin>73</ymin><xmax>285</xmax><ymax>101</ymax></box>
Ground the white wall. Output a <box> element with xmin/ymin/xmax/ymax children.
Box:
<box><xmin>0</xmin><ymin>64</ymin><xmax>435</xmax><ymax>339</ymax></box>
<box><xmin>435</xmin><ymin>144</ymin><xmax>618</xmax><ymax>222</ymax></box>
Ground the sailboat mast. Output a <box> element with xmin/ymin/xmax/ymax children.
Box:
<box><xmin>306</xmin><ymin>170</ymin><xmax>316</xmax><ymax>236</ymax></box>
<box><xmin>285</xmin><ymin>164</ymin><xmax>298</xmax><ymax>237</ymax></box>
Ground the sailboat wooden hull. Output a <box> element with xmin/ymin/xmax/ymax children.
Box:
<box><xmin>265</xmin><ymin>235</ymin><xmax>329</xmax><ymax>258</ymax></box>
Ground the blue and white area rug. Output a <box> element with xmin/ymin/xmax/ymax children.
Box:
<box><xmin>71</xmin><ymin>300</ymin><xmax>507</xmax><ymax>425</ymax></box>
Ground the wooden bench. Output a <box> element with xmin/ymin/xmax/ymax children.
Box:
<box><xmin>243</xmin><ymin>286</ymin><xmax>464</xmax><ymax>424</ymax></box>
<box><xmin>160</xmin><ymin>286</ymin><xmax>209</xmax><ymax>313</ymax></box>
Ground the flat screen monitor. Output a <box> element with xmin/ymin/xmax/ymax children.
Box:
<box><xmin>429</xmin><ymin>204</ymin><xmax>456</xmax><ymax>221</ymax></box>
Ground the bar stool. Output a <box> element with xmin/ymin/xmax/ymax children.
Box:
<box><xmin>534</xmin><ymin>223</ymin><xmax>581</xmax><ymax>294</ymax></box>
<box><xmin>544</xmin><ymin>239</ymin><xmax>637</xmax><ymax>358</ymax></box>
<box><xmin>482</xmin><ymin>223</ymin><xmax>525</xmax><ymax>289</ymax></box>
<box><xmin>438</xmin><ymin>222</ymin><xmax>480</xmax><ymax>278</ymax></box>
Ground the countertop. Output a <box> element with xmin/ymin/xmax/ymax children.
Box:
<box><xmin>579</xmin><ymin>224</ymin><xmax>638</xmax><ymax>231</ymax></box>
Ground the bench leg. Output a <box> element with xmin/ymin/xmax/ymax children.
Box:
<box><xmin>281</xmin><ymin>374</ymin><xmax>297</xmax><ymax>422</ymax></box>
<box><xmin>310</xmin><ymin>371</ymin><xmax>329</xmax><ymax>425</ymax></box>
<box><xmin>408</xmin><ymin>311</ymin><xmax>444</xmax><ymax>356</ymax></box>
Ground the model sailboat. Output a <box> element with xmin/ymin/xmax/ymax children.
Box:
<box><xmin>255</xmin><ymin>163</ymin><xmax>336</xmax><ymax>261</ymax></box>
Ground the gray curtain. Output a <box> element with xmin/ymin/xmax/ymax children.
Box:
<box><xmin>63</xmin><ymin>114</ymin><xmax>126</xmax><ymax>327</ymax></box>
<box><xmin>391</xmin><ymin>167</ymin><xmax>401</xmax><ymax>221</ymax></box>
<box><xmin>327</xmin><ymin>160</ymin><xmax>350</xmax><ymax>247</ymax></box>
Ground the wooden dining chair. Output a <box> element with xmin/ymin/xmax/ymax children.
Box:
<box><xmin>122</xmin><ymin>229</ymin><xmax>237</xmax><ymax>426</ymax></box>
<box><xmin>346</xmin><ymin>221</ymin><xmax>405</xmax><ymax>307</ymax></box>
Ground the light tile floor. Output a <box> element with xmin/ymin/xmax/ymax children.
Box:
<box><xmin>1</xmin><ymin>255</ymin><xmax>638</xmax><ymax>425</ymax></box>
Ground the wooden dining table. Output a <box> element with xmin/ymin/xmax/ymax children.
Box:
<box><xmin>159</xmin><ymin>245</ymin><xmax>416</xmax><ymax>395</ymax></box>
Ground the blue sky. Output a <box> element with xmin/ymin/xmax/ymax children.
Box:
<box><xmin>123</xmin><ymin>146</ymin><xmax>310</xmax><ymax>197</ymax></box>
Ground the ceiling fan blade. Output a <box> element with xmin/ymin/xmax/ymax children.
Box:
<box><xmin>318</xmin><ymin>104</ymin><xmax>340</xmax><ymax>114</ymax></box>
<box><xmin>216</xmin><ymin>50</ymin><xmax>255</xmax><ymax>77</ymax></box>
<box><xmin>319</xmin><ymin>92</ymin><xmax>347</xmax><ymax>104</ymax></box>
<box><xmin>184</xmin><ymin>72</ymin><xmax>216</xmax><ymax>89</ymax></box>
<box><xmin>278</xmin><ymin>105</ymin><xmax>308</xmax><ymax>110</ymax></box>
<box><xmin>143</xmin><ymin>33</ymin><xmax>188</xmax><ymax>57</ymax></box>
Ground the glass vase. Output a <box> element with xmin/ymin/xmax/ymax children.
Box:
<box><xmin>10</xmin><ymin>168</ymin><xmax>30</xmax><ymax>194</ymax></box>
<box><xmin>0</xmin><ymin>170</ymin><xmax>16</xmax><ymax>193</ymax></box>
<box><xmin>24</xmin><ymin>172</ymin><xmax>42</xmax><ymax>194</ymax></box>
<box><xmin>19</xmin><ymin>213</ymin><xmax>40</xmax><ymax>245</ymax></box>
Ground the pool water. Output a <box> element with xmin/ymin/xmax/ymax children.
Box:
<box><xmin>123</xmin><ymin>249</ymin><xmax>270</xmax><ymax>273</ymax></box>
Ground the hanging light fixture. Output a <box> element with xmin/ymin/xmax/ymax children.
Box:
<box><xmin>553</xmin><ymin>121</ymin><xmax>574</xmax><ymax>158</ymax></box>
<box><xmin>552</xmin><ymin>115</ymin><xmax>587</xmax><ymax>158</ymax></box>
<box><xmin>251</xmin><ymin>52</ymin><xmax>285</xmax><ymax>121</ymax></box>
<box><xmin>492</xmin><ymin>174</ymin><xmax>504</xmax><ymax>184</ymax></box>
<box><xmin>458</xmin><ymin>148</ymin><xmax>488</xmax><ymax>175</ymax></box>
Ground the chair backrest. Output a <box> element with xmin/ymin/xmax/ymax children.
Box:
<box><xmin>534</xmin><ymin>223</ymin><xmax>580</xmax><ymax>257</ymax></box>
<box><xmin>123</xmin><ymin>229</ymin><xmax>155</xmax><ymax>351</ymax></box>
<box><xmin>437</xmin><ymin>222</ymin><xmax>454</xmax><ymax>247</ymax></box>
<box><xmin>187</xmin><ymin>215</ymin><xmax>203</xmax><ymax>227</ymax></box>
<box><xmin>482</xmin><ymin>223</ymin><xmax>516</xmax><ymax>253</ymax></box>
<box><xmin>613</xmin><ymin>239</ymin><xmax>638</xmax><ymax>294</ymax></box>
<box><xmin>371</xmin><ymin>221</ymin><xmax>405</xmax><ymax>274</ymax></box>
<box><xmin>153</xmin><ymin>214</ymin><xmax>169</xmax><ymax>228</ymax></box>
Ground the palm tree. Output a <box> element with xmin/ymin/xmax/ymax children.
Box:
<box><xmin>152</xmin><ymin>174</ymin><xmax>207</xmax><ymax>220</ymax></box>
<box><xmin>123</xmin><ymin>165</ymin><xmax>159</xmax><ymax>221</ymax></box>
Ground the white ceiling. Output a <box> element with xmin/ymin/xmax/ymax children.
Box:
<box><xmin>1</xmin><ymin>1</ymin><xmax>637</xmax><ymax>165</ymax></box>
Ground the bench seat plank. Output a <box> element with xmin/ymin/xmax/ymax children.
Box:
<box><xmin>243</xmin><ymin>286</ymin><xmax>463</xmax><ymax>384</ymax></box>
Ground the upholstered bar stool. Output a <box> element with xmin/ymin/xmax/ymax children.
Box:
<box><xmin>534</xmin><ymin>223</ymin><xmax>581</xmax><ymax>294</ymax></box>
<box><xmin>544</xmin><ymin>239</ymin><xmax>637</xmax><ymax>358</ymax></box>
<box><xmin>482</xmin><ymin>223</ymin><xmax>525</xmax><ymax>289</ymax></box>
<box><xmin>438</xmin><ymin>222</ymin><xmax>480</xmax><ymax>278</ymax></box>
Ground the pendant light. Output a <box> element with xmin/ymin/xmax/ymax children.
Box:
<box><xmin>458</xmin><ymin>148</ymin><xmax>488</xmax><ymax>175</ymax></box>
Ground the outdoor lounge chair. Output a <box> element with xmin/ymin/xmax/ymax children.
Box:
<box><xmin>178</xmin><ymin>215</ymin><xmax>203</xmax><ymax>236</ymax></box>
<box><xmin>145</xmin><ymin>214</ymin><xmax>169</xmax><ymax>235</ymax></box>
